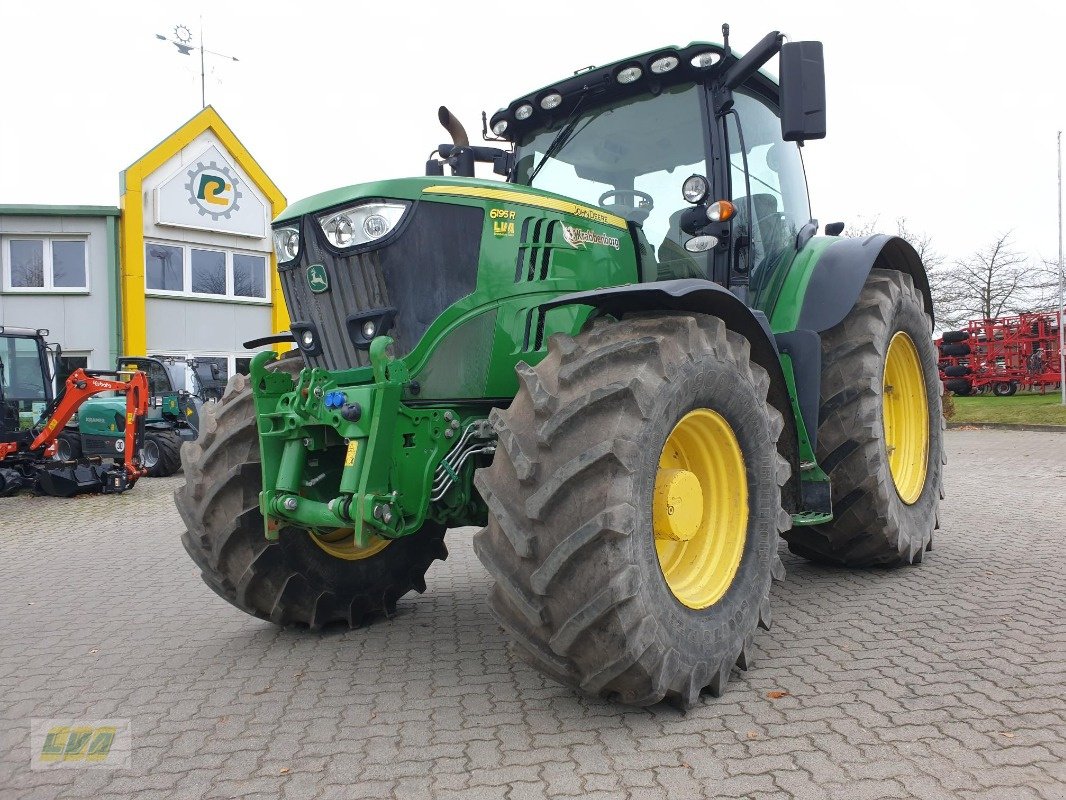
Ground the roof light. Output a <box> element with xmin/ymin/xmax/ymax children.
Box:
<box><xmin>514</xmin><ymin>103</ymin><xmax>533</xmax><ymax>120</ymax></box>
<box><xmin>540</xmin><ymin>92</ymin><xmax>562</xmax><ymax>110</ymax></box>
<box><xmin>616</xmin><ymin>65</ymin><xmax>642</xmax><ymax>84</ymax></box>
<box><xmin>690</xmin><ymin>51</ymin><xmax>721</xmax><ymax>69</ymax></box>
<box><xmin>492</xmin><ymin>119</ymin><xmax>508</xmax><ymax>136</ymax></box>
<box><xmin>650</xmin><ymin>55</ymin><xmax>679</xmax><ymax>74</ymax></box>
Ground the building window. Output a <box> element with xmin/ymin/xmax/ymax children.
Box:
<box><xmin>146</xmin><ymin>243</ymin><xmax>184</xmax><ymax>291</ymax></box>
<box><xmin>191</xmin><ymin>248</ymin><xmax>227</xmax><ymax>295</ymax></box>
<box><xmin>56</xmin><ymin>353</ymin><xmax>90</xmax><ymax>386</ymax></box>
<box><xmin>149</xmin><ymin>352</ymin><xmax>280</xmax><ymax>400</ymax></box>
<box><xmin>145</xmin><ymin>242</ymin><xmax>268</xmax><ymax>301</ymax></box>
<box><xmin>233</xmin><ymin>253</ymin><xmax>266</xmax><ymax>298</ymax></box>
<box><xmin>3</xmin><ymin>238</ymin><xmax>87</xmax><ymax>291</ymax></box>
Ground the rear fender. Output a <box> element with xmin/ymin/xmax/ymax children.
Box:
<box><xmin>541</xmin><ymin>279</ymin><xmax>801</xmax><ymax>512</ymax></box>
<box><xmin>793</xmin><ymin>234</ymin><xmax>933</xmax><ymax>333</ymax></box>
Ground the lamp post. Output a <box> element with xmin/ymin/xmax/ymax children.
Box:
<box><xmin>155</xmin><ymin>20</ymin><xmax>238</xmax><ymax>109</ymax></box>
<box><xmin>1059</xmin><ymin>131</ymin><xmax>1065</xmax><ymax>405</ymax></box>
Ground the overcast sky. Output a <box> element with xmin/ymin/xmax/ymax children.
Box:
<box><xmin>1</xmin><ymin>1</ymin><xmax>1063</xmax><ymax>267</ymax></box>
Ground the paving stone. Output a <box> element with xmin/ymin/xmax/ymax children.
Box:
<box><xmin>1</xmin><ymin>431</ymin><xmax>1064</xmax><ymax>798</ymax></box>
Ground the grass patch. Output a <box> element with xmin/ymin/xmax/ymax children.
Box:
<box><xmin>951</xmin><ymin>392</ymin><xmax>1066</xmax><ymax>426</ymax></box>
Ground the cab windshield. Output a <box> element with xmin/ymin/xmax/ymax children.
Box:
<box><xmin>514</xmin><ymin>83</ymin><xmax>709</xmax><ymax>280</ymax></box>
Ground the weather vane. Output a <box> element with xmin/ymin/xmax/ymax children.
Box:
<box><xmin>155</xmin><ymin>19</ymin><xmax>238</xmax><ymax>109</ymax></box>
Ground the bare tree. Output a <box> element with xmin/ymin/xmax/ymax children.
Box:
<box><xmin>843</xmin><ymin>214</ymin><xmax>880</xmax><ymax>240</ymax></box>
<box><xmin>843</xmin><ymin>215</ymin><xmax>943</xmax><ymax>270</ymax></box>
<box><xmin>12</xmin><ymin>251</ymin><xmax>45</xmax><ymax>288</ymax></box>
<box><xmin>1031</xmin><ymin>257</ymin><xmax>1065</xmax><ymax>312</ymax></box>
<box><xmin>933</xmin><ymin>232</ymin><xmax>1032</xmax><ymax>329</ymax></box>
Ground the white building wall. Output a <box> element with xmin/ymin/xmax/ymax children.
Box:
<box><xmin>138</xmin><ymin>129</ymin><xmax>277</xmax><ymax>383</ymax></box>
<box><xmin>0</xmin><ymin>212</ymin><xmax>115</xmax><ymax>369</ymax></box>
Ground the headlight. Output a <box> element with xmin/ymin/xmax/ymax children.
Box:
<box><xmin>273</xmin><ymin>227</ymin><xmax>300</xmax><ymax>263</ymax></box>
<box><xmin>318</xmin><ymin>202</ymin><xmax>408</xmax><ymax>249</ymax></box>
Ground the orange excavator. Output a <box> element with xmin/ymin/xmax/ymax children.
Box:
<box><xmin>0</xmin><ymin>326</ymin><xmax>149</xmax><ymax>497</ymax></box>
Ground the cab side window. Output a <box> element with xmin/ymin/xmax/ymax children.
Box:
<box><xmin>147</xmin><ymin>362</ymin><xmax>172</xmax><ymax>396</ymax></box>
<box><xmin>727</xmin><ymin>91</ymin><xmax>811</xmax><ymax>275</ymax></box>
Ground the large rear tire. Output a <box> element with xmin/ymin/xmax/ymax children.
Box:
<box><xmin>175</xmin><ymin>352</ymin><xmax>447</xmax><ymax>628</ymax></box>
<box><xmin>784</xmin><ymin>269</ymin><xmax>944</xmax><ymax>567</ymax></box>
<box><xmin>474</xmin><ymin>314</ymin><xmax>790</xmax><ymax>708</ymax></box>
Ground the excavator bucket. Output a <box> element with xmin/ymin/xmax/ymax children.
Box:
<box><xmin>0</xmin><ymin>467</ymin><xmax>27</xmax><ymax>497</ymax></box>
<box><xmin>35</xmin><ymin>461</ymin><xmax>107</xmax><ymax>498</ymax></box>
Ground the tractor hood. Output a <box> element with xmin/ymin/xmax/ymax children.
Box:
<box><xmin>273</xmin><ymin>176</ymin><xmax>619</xmax><ymax>225</ymax></box>
<box><xmin>271</xmin><ymin>176</ymin><xmax>629</xmax><ymax>373</ymax></box>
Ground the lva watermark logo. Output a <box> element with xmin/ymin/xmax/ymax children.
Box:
<box><xmin>30</xmin><ymin>719</ymin><xmax>132</xmax><ymax>769</ymax></box>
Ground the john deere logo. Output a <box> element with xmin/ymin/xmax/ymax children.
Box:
<box><xmin>185</xmin><ymin>161</ymin><xmax>241</xmax><ymax>221</ymax></box>
<box><xmin>306</xmin><ymin>264</ymin><xmax>329</xmax><ymax>293</ymax></box>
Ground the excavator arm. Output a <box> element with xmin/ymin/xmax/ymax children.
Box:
<box><xmin>0</xmin><ymin>367</ymin><xmax>151</xmax><ymax>497</ymax></box>
<box><xmin>30</xmin><ymin>368</ymin><xmax>150</xmax><ymax>483</ymax></box>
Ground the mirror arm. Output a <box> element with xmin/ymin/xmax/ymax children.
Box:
<box><xmin>722</xmin><ymin>31</ymin><xmax>783</xmax><ymax>91</ymax></box>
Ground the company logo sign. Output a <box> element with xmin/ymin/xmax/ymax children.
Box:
<box><xmin>31</xmin><ymin>719</ymin><xmax>132</xmax><ymax>770</ymax></box>
<box><xmin>185</xmin><ymin>160</ymin><xmax>242</xmax><ymax>221</ymax></box>
<box><xmin>562</xmin><ymin>224</ymin><xmax>621</xmax><ymax>251</ymax></box>
<box><xmin>155</xmin><ymin>145</ymin><xmax>266</xmax><ymax>237</ymax></box>
<box><xmin>306</xmin><ymin>264</ymin><xmax>329</xmax><ymax>293</ymax></box>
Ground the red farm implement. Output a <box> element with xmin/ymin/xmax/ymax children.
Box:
<box><xmin>936</xmin><ymin>310</ymin><xmax>1063</xmax><ymax>396</ymax></box>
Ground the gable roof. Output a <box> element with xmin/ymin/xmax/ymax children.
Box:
<box><xmin>119</xmin><ymin>106</ymin><xmax>284</xmax><ymax>214</ymax></box>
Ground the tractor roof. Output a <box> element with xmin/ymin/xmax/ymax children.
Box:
<box><xmin>490</xmin><ymin>40</ymin><xmax>780</xmax><ymax>144</ymax></box>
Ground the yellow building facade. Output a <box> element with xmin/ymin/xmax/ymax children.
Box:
<box><xmin>119</xmin><ymin>107</ymin><xmax>289</xmax><ymax>381</ymax></box>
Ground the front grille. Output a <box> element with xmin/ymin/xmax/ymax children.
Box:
<box><xmin>280</xmin><ymin>201</ymin><xmax>483</xmax><ymax>370</ymax></box>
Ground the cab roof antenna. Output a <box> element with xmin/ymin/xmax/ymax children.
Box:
<box><xmin>722</xmin><ymin>23</ymin><xmax>730</xmax><ymax>52</ymax></box>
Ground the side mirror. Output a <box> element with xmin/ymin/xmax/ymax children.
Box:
<box><xmin>779</xmin><ymin>41</ymin><xmax>826</xmax><ymax>143</ymax></box>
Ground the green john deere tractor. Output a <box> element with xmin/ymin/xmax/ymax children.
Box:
<box><xmin>60</xmin><ymin>356</ymin><xmax>203</xmax><ymax>477</ymax></box>
<box><xmin>176</xmin><ymin>29</ymin><xmax>944</xmax><ymax>707</ymax></box>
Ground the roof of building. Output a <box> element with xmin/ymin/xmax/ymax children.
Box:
<box><xmin>0</xmin><ymin>204</ymin><xmax>121</xmax><ymax>217</ymax></box>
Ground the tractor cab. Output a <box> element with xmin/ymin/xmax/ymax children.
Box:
<box><xmin>0</xmin><ymin>326</ymin><xmax>56</xmax><ymax>439</ymax></box>
<box><xmin>487</xmin><ymin>34</ymin><xmax>826</xmax><ymax>307</ymax></box>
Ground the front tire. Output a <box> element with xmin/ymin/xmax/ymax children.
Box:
<box><xmin>142</xmin><ymin>430</ymin><xmax>182</xmax><ymax>477</ymax></box>
<box><xmin>54</xmin><ymin>431</ymin><xmax>82</xmax><ymax>461</ymax></box>
<box><xmin>784</xmin><ymin>269</ymin><xmax>944</xmax><ymax>567</ymax></box>
<box><xmin>174</xmin><ymin>352</ymin><xmax>447</xmax><ymax>628</ymax></box>
<box><xmin>993</xmin><ymin>381</ymin><xmax>1017</xmax><ymax>397</ymax></box>
<box><xmin>474</xmin><ymin>314</ymin><xmax>790</xmax><ymax>708</ymax></box>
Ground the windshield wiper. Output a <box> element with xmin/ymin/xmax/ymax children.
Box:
<box><xmin>527</xmin><ymin>93</ymin><xmax>591</xmax><ymax>185</ymax></box>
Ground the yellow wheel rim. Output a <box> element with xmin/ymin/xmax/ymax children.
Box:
<box><xmin>309</xmin><ymin>528</ymin><xmax>391</xmax><ymax>561</ymax></box>
<box><xmin>653</xmin><ymin>409</ymin><xmax>748</xmax><ymax>610</ymax></box>
<box><xmin>882</xmin><ymin>331</ymin><xmax>930</xmax><ymax>504</ymax></box>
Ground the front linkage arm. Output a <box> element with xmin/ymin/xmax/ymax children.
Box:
<box><xmin>251</xmin><ymin>339</ymin><xmax>492</xmax><ymax>549</ymax></box>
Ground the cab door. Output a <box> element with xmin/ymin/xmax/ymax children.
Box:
<box><xmin>721</xmin><ymin>89</ymin><xmax>812</xmax><ymax>308</ymax></box>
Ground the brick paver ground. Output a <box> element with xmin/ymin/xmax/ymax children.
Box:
<box><xmin>1</xmin><ymin>430</ymin><xmax>1063</xmax><ymax>799</ymax></box>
